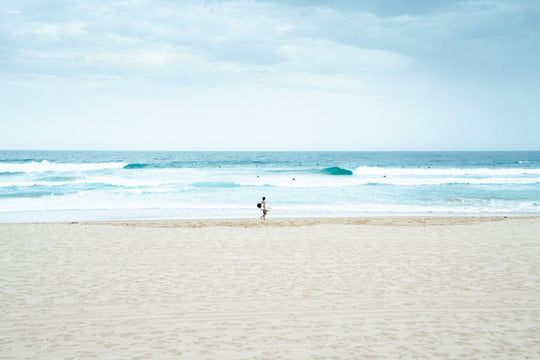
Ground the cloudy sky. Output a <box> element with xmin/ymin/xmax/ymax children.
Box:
<box><xmin>1</xmin><ymin>0</ymin><xmax>539</xmax><ymax>150</ymax></box>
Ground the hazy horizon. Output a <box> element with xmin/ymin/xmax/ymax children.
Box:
<box><xmin>2</xmin><ymin>149</ymin><xmax>539</xmax><ymax>153</ymax></box>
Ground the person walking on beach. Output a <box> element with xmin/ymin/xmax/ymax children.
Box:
<box><xmin>259</xmin><ymin>196</ymin><xmax>267</xmax><ymax>220</ymax></box>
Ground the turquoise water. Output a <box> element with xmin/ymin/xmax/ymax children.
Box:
<box><xmin>1</xmin><ymin>151</ymin><xmax>539</xmax><ymax>222</ymax></box>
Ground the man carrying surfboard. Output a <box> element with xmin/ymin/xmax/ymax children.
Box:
<box><xmin>257</xmin><ymin>196</ymin><xmax>267</xmax><ymax>220</ymax></box>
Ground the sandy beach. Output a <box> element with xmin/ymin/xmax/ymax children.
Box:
<box><xmin>1</xmin><ymin>216</ymin><xmax>539</xmax><ymax>359</ymax></box>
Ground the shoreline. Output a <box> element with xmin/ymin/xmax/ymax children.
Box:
<box><xmin>2</xmin><ymin>214</ymin><xmax>538</xmax><ymax>227</ymax></box>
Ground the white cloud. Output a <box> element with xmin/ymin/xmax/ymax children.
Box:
<box><xmin>104</xmin><ymin>33</ymin><xmax>141</xmax><ymax>46</ymax></box>
<box><xmin>1</xmin><ymin>0</ymin><xmax>539</xmax><ymax>150</ymax></box>
<box><xmin>10</xmin><ymin>20</ymin><xmax>87</xmax><ymax>40</ymax></box>
<box><xmin>277</xmin><ymin>39</ymin><xmax>409</xmax><ymax>74</ymax></box>
<box><xmin>1</xmin><ymin>1</ymin><xmax>415</xmax><ymax>94</ymax></box>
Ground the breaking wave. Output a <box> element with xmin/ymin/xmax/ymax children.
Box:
<box><xmin>321</xmin><ymin>167</ymin><xmax>353</xmax><ymax>175</ymax></box>
<box><xmin>191</xmin><ymin>181</ymin><xmax>242</xmax><ymax>188</ymax></box>
<box><xmin>353</xmin><ymin>166</ymin><xmax>540</xmax><ymax>176</ymax></box>
<box><xmin>0</xmin><ymin>160</ymin><xmax>127</xmax><ymax>173</ymax></box>
<box><xmin>124</xmin><ymin>163</ymin><xmax>151</xmax><ymax>169</ymax></box>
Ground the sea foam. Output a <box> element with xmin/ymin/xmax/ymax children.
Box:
<box><xmin>353</xmin><ymin>166</ymin><xmax>540</xmax><ymax>176</ymax></box>
<box><xmin>0</xmin><ymin>160</ymin><xmax>128</xmax><ymax>173</ymax></box>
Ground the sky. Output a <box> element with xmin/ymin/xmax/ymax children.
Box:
<box><xmin>1</xmin><ymin>0</ymin><xmax>539</xmax><ymax>151</ymax></box>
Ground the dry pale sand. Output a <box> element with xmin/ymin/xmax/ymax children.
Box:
<box><xmin>0</xmin><ymin>216</ymin><xmax>539</xmax><ymax>359</ymax></box>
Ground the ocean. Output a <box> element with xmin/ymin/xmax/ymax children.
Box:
<box><xmin>1</xmin><ymin>151</ymin><xmax>539</xmax><ymax>222</ymax></box>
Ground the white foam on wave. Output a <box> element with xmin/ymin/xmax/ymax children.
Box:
<box><xmin>353</xmin><ymin>166</ymin><xmax>540</xmax><ymax>176</ymax></box>
<box><xmin>271</xmin><ymin>200</ymin><xmax>540</xmax><ymax>215</ymax></box>
<box><xmin>0</xmin><ymin>160</ymin><xmax>128</xmax><ymax>173</ymax></box>
<box><xmin>238</xmin><ymin>174</ymin><xmax>540</xmax><ymax>187</ymax></box>
<box><xmin>0</xmin><ymin>188</ymin><xmax>252</xmax><ymax>212</ymax></box>
<box><xmin>2</xmin><ymin>174</ymin><xmax>538</xmax><ymax>189</ymax></box>
<box><xmin>2</xmin><ymin>196</ymin><xmax>538</xmax><ymax>222</ymax></box>
<box><xmin>3</xmin><ymin>163</ymin><xmax>540</xmax><ymax>190</ymax></box>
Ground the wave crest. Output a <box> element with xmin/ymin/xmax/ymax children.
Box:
<box><xmin>124</xmin><ymin>163</ymin><xmax>151</xmax><ymax>169</ymax></box>
<box><xmin>191</xmin><ymin>181</ymin><xmax>242</xmax><ymax>188</ymax></box>
<box><xmin>353</xmin><ymin>166</ymin><xmax>540</xmax><ymax>176</ymax></box>
<box><xmin>0</xmin><ymin>160</ymin><xmax>127</xmax><ymax>173</ymax></box>
<box><xmin>321</xmin><ymin>167</ymin><xmax>353</xmax><ymax>176</ymax></box>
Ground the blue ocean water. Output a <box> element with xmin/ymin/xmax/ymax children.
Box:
<box><xmin>1</xmin><ymin>151</ymin><xmax>539</xmax><ymax>222</ymax></box>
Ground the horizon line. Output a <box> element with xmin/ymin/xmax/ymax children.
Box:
<box><xmin>1</xmin><ymin>149</ymin><xmax>539</xmax><ymax>153</ymax></box>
